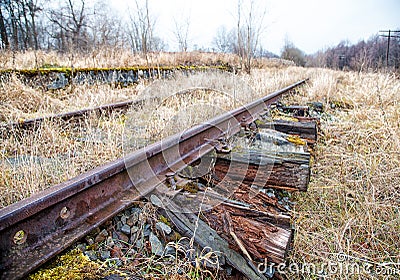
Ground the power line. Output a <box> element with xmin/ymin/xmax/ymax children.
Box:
<box><xmin>379</xmin><ymin>30</ymin><xmax>400</xmax><ymax>67</ymax></box>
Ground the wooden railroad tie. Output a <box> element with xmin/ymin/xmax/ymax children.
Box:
<box><xmin>150</xmin><ymin>107</ymin><xmax>317</xmax><ymax>279</ymax></box>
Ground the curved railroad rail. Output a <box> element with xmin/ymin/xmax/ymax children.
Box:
<box><xmin>0</xmin><ymin>79</ymin><xmax>308</xmax><ymax>280</ymax></box>
<box><xmin>1</xmin><ymin>87</ymin><xmax>231</xmax><ymax>132</ymax></box>
<box><xmin>1</xmin><ymin>100</ymin><xmax>138</xmax><ymax>132</ymax></box>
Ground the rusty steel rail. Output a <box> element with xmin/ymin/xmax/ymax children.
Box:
<box><xmin>1</xmin><ymin>87</ymin><xmax>223</xmax><ymax>132</ymax></box>
<box><xmin>0</xmin><ymin>79</ymin><xmax>308</xmax><ymax>280</ymax></box>
<box><xmin>1</xmin><ymin>100</ymin><xmax>139</xmax><ymax>131</ymax></box>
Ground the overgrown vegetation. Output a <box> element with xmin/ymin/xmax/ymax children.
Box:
<box><xmin>0</xmin><ymin>63</ymin><xmax>299</xmax><ymax>208</ymax></box>
<box><xmin>0</xmin><ymin>0</ymin><xmax>398</xmax><ymax>75</ymax></box>
<box><xmin>27</xmin><ymin>249</ymin><xmax>114</xmax><ymax>280</ymax></box>
<box><xmin>284</xmin><ymin>69</ymin><xmax>400</xmax><ymax>279</ymax></box>
<box><xmin>1</xmin><ymin>49</ymin><xmax>399</xmax><ymax>279</ymax></box>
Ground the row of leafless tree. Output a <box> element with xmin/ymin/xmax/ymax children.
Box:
<box><xmin>0</xmin><ymin>0</ymin><xmax>41</xmax><ymax>50</ymax></box>
<box><xmin>305</xmin><ymin>36</ymin><xmax>400</xmax><ymax>71</ymax></box>
<box><xmin>0</xmin><ymin>0</ymin><xmax>168</xmax><ymax>53</ymax></box>
<box><xmin>0</xmin><ymin>0</ymin><xmax>268</xmax><ymax>73</ymax></box>
<box><xmin>208</xmin><ymin>12</ymin><xmax>400</xmax><ymax>72</ymax></box>
<box><xmin>2</xmin><ymin>0</ymin><xmax>395</xmax><ymax>71</ymax></box>
<box><xmin>273</xmin><ymin>35</ymin><xmax>400</xmax><ymax>71</ymax></box>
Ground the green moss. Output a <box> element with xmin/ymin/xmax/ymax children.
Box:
<box><xmin>173</xmin><ymin>231</ymin><xmax>182</xmax><ymax>241</ymax></box>
<box><xmin>176</xmin><ymin>181</ymin><xmax>199</xmax><ymax>193</ymax></box>
<box><xmin>41</xmin><ymin>63</ymin><xmax>61</xmax><ymax>69</ymax></box>
<box><xmin>159</xmin><ymin>215</ymin><xmax>171</xmax><ymax>226</ymax></box>
<box><xmin>0</xmin><ymin>64</ymin><xmax>232</xmax><ymax>78</ymax></box>
<box><xmin>330</xmin><ymin>99</ymin><xmax>354</xmax><ymax>109</ymax></box>
<box><xmin>27</xmin><ymin>249</ymin><xmax>110</xmax><ymax>280</ymax></box>
<box><xmin>255</xmin><ymin>119</ymin><xmax>266</xmax><ymax>126</ymax></box>
<box><xmin>286</xmin><ymin>135</ymin><xmax>306</xmax><ymax>146</ymax></box>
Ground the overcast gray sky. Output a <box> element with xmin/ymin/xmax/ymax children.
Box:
<box><xmin>110</xmin><ymin>0</ymin><xmax>400</xmax><ymax>55</ymax></box>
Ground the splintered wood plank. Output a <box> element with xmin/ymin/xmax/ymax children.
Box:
<box><xmin>232</xmin><ymin>215</ymin><xmax>292</xmax><ymax>262</ymax></box>
<box><xmin>200</xmin><ymin>180</ymin><xmax>293</xmax><ymax>265</ymax></box>
<box><xmin>230</xmin><ymin>182</ymin><xmax>289</xmax><ymax>214</ymax></box>
<box><xmin>205</xmin><ymin>204</ymin><xmax>292</xmax><ymax>264</ymax></box>
<box><xmin>159</xmin><ymin>198</ymin><xmax>269</xmax><ymax>280</ymax></box>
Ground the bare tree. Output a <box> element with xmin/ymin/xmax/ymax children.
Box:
<box><xmin>0</xmin><ymin>3</ymin><xmax>9</xmax><ymax>49</ymax></box>
<box><xmin>3</xmin><ymin>0</ymin><xmax>20</xmax><ymax>49</ymax></box>
<box><xmin>304</xmin><ymin>34</ymin><xmax>400</xmax><ymax>71</ymax></box>
<box><xmin>0</xmin><ymin>0</ymin><xmax>43</xmax><ymax>50</ymax></box>
<box><xmin>236</xmin><ymin>0</ymin><xmax>267</xmax><ymax>73</ymax></box>
<box><xmin>129</xmin><ymin>0</ymin><xmax>152</xmax><ymax>54</ymax></box>
<box><xmin>48</xmin><ymin>0</ymin><xmax>89</xmax><ymax>51</ymax></box>
<box><xmin>88</xmin><ymin>0</ymin><xmax>126</xmax><ymax>49</ymax></box>
<box><xmin>127</xmin><ymin>0</ymin><xmax>156</xmax><ymax>56</ymax></box>
<box><xmin>349</xmin><ymin>42</ymin><xmax>370</xmax><ymax>73</ymax></box>
<box><xmin>151</xmin><ymin>35</ymin><xmax>167</xmax><ymax>51</ymax></box>
<box><xmin>212</xmin><ymin>25</ymin><xmax>235</xmax><ymax>53</ymax></box>
<box><xmin>26</xmin><ymin>0</ymin><xmax>40</xmax><ymax>50</ymax></box>
<box><xmin>173</xmin><ymin>15</ymin><xmax>190</xmax><ymax>52</ymax></box>
<box><xmin>281</xmin><ymin>39</ymin><xmax>306</xmax><ymax>66</ymax></box>
<box><xmin>236</xmin><ymin>0</ymin><xmax>242</xmax><ymax>62</ymax></box>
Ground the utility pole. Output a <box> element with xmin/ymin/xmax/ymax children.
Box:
<box><xmin>379</xmin><ymin>30</ymin><xmax>400</xmax><ymax>67</ymax></box>
<box><xmin>338</xmin><ymin>54</ymin><xmax>346</xmax><ymax>70</ymax></box>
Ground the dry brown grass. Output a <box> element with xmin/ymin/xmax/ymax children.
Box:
<box><xmin>0</xmin><ymin>69</ymin><xmax>301</xmax><ymax>209</ymax></box>
<box><xmin>0</xmin><ymin>48</ymin><xmax>293</xmax><ymax>70</ymax></box>
<box><xmin>0</xmin><ymin>113</ymin><xmax>126</xmax><ymax>207</ymax></box>
<box><xmin>0</xmin><ymin>75</ymin><xmax>142</xmax><ymax>122</ymax></box>
<box><xmin>282</xmin><ymin>69</ymin><xmax>400</xmax><ymax>279</ymax></box>
<box><xmin>0</xmin><ymin>71</ymin><xmax>144</xmax><ymax>207</ymax></box>
<box><xmin>0</xmin><ymin>75</ymin><xmax>63</xmax><ymax>122</ymax></box>
<box><xmin>1</xmin><ymin>50</ymin><xmax>399</xmax><ymax>279</ymax></box>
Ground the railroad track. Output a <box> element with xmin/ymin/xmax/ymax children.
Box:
<box><xmin>0</xmin><ymin>100</ymin><xmax>138</xmax><ymax>132</ymax></box>
<box><xmin>0</xmin><ymin>87</ymin><xmax>228</xmax><ymax>132</ymax></box>
<box><xmin>0</xmin><ymin>79</ymin><xmax>309</xmax><ymax>279</ymax></box>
